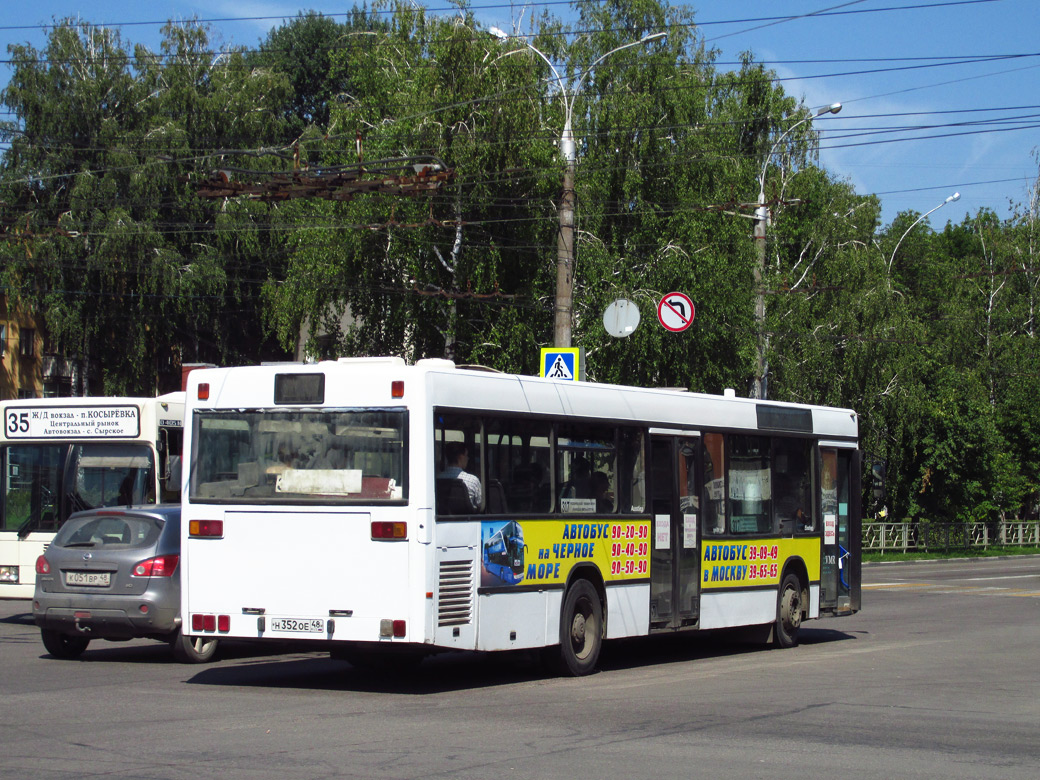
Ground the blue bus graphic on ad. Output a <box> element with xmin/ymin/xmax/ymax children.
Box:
<box><xmin>482</xmin><ymin>520</ymin><xmax>527</xmax><ymax>586</ymax></box>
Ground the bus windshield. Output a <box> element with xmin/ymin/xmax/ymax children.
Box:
<box><xmin>2</xmin><ymin>443</ymin><xmax>157</xmax><ymax>535</ymax></box>
<box><xmin>189</xmin><ymin>409</ymin><xmax>407</xmax><ymax>503</ymax></box>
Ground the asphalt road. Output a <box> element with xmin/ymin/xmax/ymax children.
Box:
<box><xmin>2</xmin><ymin>556</ymin><xmax>1038</xmax><ymax>779</ymax></box>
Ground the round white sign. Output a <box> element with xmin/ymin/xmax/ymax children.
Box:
<box><xmin>602</xmin><ymin>299</ymin><xmax>641</xmax><ymax>338</ymax></box>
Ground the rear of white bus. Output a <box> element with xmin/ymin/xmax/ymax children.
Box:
<box><xmin>180</xmin><ymin>362</ymin><xmax>427</xmax><ymax>659</ymax></box>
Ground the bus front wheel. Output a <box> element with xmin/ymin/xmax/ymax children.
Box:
<box><xmin>548</xmin><ymin>579</ymin><xmax>602</xmax><ymax>676</ymax></box>
<box><xmin>775</xmin><ymin>572</ymin><xmax>804</xmax><ymax>648</ymax></box>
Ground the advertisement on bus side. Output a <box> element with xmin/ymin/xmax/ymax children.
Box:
<box><xmin>700</xmin><ymin>537</ymin><xmax>821</xmax><ymax>588</ymax></box>
<box><xmin>480</xmin><ymin>518</ymin><xmax>651</xmax><ymax>588</ymax></box>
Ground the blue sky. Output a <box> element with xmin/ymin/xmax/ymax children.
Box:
<box><xmin>2</xmin><ymin>1</ymin><xmax>1038</xmax><ymax>227</ymax></box>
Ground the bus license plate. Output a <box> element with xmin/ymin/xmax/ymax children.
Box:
<box><xmin>65</xmin><ymin>571</ymin><xmax>111</xmax><ymax>587</ymax></box>
<box><xmin>270</xmin><ymin>617</ymin><xmax>324</xmax><ymax>633</ymax></box>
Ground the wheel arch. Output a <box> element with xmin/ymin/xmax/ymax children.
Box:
<box><xmin>564</xmin><ymin>563</ymin><xmax>606</xmax><ymax>634</ymax></box>
<box><xmin>781</xmin><ymin>556</ymin><xmax>809</xmax><ymax>593</ymax></box>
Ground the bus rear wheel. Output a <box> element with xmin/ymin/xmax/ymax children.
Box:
<box><xmin>41</xmin><ymin>629</ymin><xmax>90</xmax><ymax>659</ymax></box>
<box><xmin>547</xmin><ymin>579</ymin><xmax>602</xmax><ymax>676</ymax></box>
<box><xmin>172</xmin><ymin>630</ymin><xmax>219</xmax><ymax>663</ymax></box>
<box><xmin>775</xmin><ymin>572</ymin><xmax>804</xmax><ymax>648</ymax></box>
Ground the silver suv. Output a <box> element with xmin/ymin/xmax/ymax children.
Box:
<box><xmin>32</xmin><ymin>505</ymin><xmax>217</xmax><ymax>663</ymax></box>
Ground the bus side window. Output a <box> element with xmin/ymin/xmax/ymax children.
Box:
<box><xmin>773</xmin><ymin>439</ymin><xmax>814</xmax><ymax>536</ymax></box>
<box><xmin>435</xmin><ymin>416</ymin><xmax>484</xmax><ymax>515</ymax></box>
<box><xmin>556</xmin><ymin>423</ymin><xmax>616</xmax><ymax>515</ymax></box>
<box><xmin>618</xmin><ymin>428</ymin><xmax>645</xmax><ymax>514</ymax></box>
<box><xmin>701</xmin><ymin>433</ymin><xmax>726</xmax><ymax>535</ymax></box>
<box><xmin>728</xmin><ymin>435</ymin><xmax>772</xmax><ymax>535</ymax></box>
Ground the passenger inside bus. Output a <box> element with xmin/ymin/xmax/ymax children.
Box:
<box><xmin>591</xmin><ymin>471</ymin><xmax>614</xmax><ymax>513</ymax></box>
<box><xmin>437</xmin><ymin>442</ymin><xmax>482</xmax><ymax>512</ymax></box>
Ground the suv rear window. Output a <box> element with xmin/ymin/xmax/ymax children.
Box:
<box><xmin>55</xmin><ymin>515</ymin><xmax>163</xmax><ymax>549</ymax></box>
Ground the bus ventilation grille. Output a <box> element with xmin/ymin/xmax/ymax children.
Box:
<box><xmin>438</xmin><ymin>560</ymin><xmax>474</xmax><ymax>627</ymax></box>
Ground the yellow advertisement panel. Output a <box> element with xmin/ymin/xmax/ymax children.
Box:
<box><xmin>700</xmin><ymin>537</ymin><xmax>821</xmax><ymax>589</ymax></box>
<box><xmin>481</xmin><ymin>519</ymin><xmax>650</xmax><ymax>588</ymax></box>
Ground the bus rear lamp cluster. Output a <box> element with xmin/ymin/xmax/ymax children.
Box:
<box><xmin>191</xmin><ymin>613</ymin><xmax>230</xmax><ymax>633</ymax></box>
<box><xmin>380</xmin><ymin>619</ymin><xmax>406</xmax><ymax>638</ymax></box>
<box><xmin>189</xmin><ymin>520</ymin><xmax>224</xmax><ymax>538</ymax></box>
<box><xmin>371</xmin><ymin>521</ymin><xmax>407</xmax><ymax>540</ymax></box>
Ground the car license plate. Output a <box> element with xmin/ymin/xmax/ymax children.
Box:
<box><xmin>65</xmin><ymin>570</ymin><xmax>111</xmax><ymax>587</ymax></box>
<box><xmin>270</xmin><ymin>617</ymin><xmax>324</xmax><ymax>633</ymax></box>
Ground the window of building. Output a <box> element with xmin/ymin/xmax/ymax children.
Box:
<box><xmin>19</xmin><ymin>328</ymin><xmax>35</xmax><ymax>358</ymax></box>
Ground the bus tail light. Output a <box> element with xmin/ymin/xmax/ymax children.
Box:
<box><xmin>371</xmin><ymin>521</ymin><xmax>407</xmax><ymax>540</ymax></box>
<box><xmin>191</xmin><ymin>614</ymin><xmax>230</xmax><ymax>633</ymax></box>
<box><xmin>189</xmin><ymin>520</ymin><xmax>223</xmax><ymax>538</ymax></box>
<box><xmin>35</xmin><ymin>556</ymin><xmax>50</xmax><ymax>575</ymax></box>
<box><xmin>391</xmin><ymin>380</ymin><xmax>404</xmax><ymax>398</ymax></box>
<box><xmin>380</xmin><ymin>619</ymin><xmax>406</xmax><ymax>638</ymax></box>
<box><xmin>132</xmin><ymin>554</ymin><xmax>179</xmax><ymax>577</ymax></box>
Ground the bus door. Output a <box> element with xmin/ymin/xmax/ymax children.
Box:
<box><xmin>819</xmin><ymin>447</ymin><xmax>862</xmax><ymax>613</ymax></box>
<box><xmin>649</xmin><ymin>432</ymin><xmax>701</xmax><ymax>630</ymax></box>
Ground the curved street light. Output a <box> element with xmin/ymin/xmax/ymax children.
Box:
<box><xmin>752</xmin><ymin>102</ymin><xmax>841</xmax><ymax>400</ymax></box>
<box><xmin>490</xmin><ymin>28</ymin><xmax>666</xmax><ymax>347</ymax></box>
<box><xmin>887</xmin><ymin>192</ymin><xmax>961</xmax><ymax>272</ymax></box>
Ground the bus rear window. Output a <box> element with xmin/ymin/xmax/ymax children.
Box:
<box><xmin>190</xmin><ymin>409</ymin><xmax>407</xmax><ymax>503</ymax></box>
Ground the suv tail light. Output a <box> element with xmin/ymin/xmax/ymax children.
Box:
<box><xmin>35</xmin><ymin>556</ymin><xmax>50</xmax><ymax>575</ymax></box>
<box><xmin>132</xmin><ymin>554</ymin><xmax>179</xmax><ymax>577</ymax></box>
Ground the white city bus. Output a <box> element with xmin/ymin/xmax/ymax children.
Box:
<box><xmin>0</xmin><ymin>394</ymin><xmax>184</xmax><ymax>598</ymax></box>
<box><xmin>181</xmin><ymin>358</ymin><xmax>860</xmax><ymax>675</ymax></box>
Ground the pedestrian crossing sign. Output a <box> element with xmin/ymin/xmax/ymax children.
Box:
<box><xmin>540</xmin><ymin>348</ymin><xmax>583</xmax><ymax>381</ymax></box>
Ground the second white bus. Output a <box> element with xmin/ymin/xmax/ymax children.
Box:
<box><xmin>0</xmin><ymin>394</ymin><xmax>184</xmax><ymax>599</ymax></box>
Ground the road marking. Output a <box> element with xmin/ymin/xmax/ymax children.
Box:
<box><xmin>865</xmin><ymin>582</ymin><xmax>1040</xmax><ymax>598</ymax></box>
<box><xmin>960</xmin><ymin>574</ymin><xmax>1040</xmax><ymax>582</ymax></box>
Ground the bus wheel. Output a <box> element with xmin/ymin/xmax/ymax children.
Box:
<box><xmin>41</xmin><ymin>629</ymin><xmax>90</xmax><ymax>659</ymax></box>
<box><xmin>172</xmin><ymin>630</ymin><xmax>219</xmax><ymax>663</ymax></box>
<box><xmin>552</xmin><ymin>579</ymin><xmax>602</xmax><ymax>676</ymax></box>
<box><xmin>775</xmin><ymin>573</ymin><xmax>803</xmax><ymax>648</ymax></box>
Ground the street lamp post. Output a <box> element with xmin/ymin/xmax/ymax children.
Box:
<box><xmin>887</xmin><ymin>192</ymin><xmax>961</xmax><ymax>272</ymax></box>
<box><xmin>490</xmin><ymin>28</ymin><xmax>666</xmax><ymax>347</ymax></box>
<box><xmin>752</xmin><ymin>102</ymin><xmax>841</xmax><ymax>400</ymax></box>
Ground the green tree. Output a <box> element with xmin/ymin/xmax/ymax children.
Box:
<box><xmin>0</xmin><ymin>20</ymin><xmax>292</xmax><ymax>394</ymax></box>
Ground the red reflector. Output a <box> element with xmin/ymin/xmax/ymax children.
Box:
<box><xmin>74</xmin><ymin>611</ymin><xmax>91</xmax><ymax>619</ymax></box>
<box><xmin>371</xmin><ymin>521</ymin><xmax>406</xmax><ymax>539</ymax></box>
<box><xmin>198</xmin><ymin>382</ymin><xmax>210</xmax><ymax>400</ymax></box>
<box><xmin>35</xmin><ymin>556</ymin><xmax>50</xmax><ymax>575</ymax></box>
<box><xmin>191</xmin><ymin>614</ymin><xmax>204</xmax><ymax>631</ymax></box>
<box><xmin>189</xmin><ymin>520</ymin><xmax>223</xmax><ymax>538</ymax></box>
<box><xmin>139</xmin><ymin>604</ymin><xmax>149</xmax><ymax>614</ymax></box>
<box><xmin>392</xmin><ymin>620</ymin><xmax>406</xmax><ymax>638</ymax></box>
<box><xmin>217</xmin><ymin>615</ymin><xmax>230</xmax><ymax>632</ymax></box>
<box><xmin>132</xmin><ymin>554</ymin><xmax>179</xmax><ymax>577</ymax></box>
<box><xmin>391</xmin><ymin>380</ymin><xmax>404</xmax><ymax>398</ymax></box>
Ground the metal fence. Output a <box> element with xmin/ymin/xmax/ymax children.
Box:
<box><xmin>863</xmin><ymin>521</ymin><xmax>1040</xmax><ymax>552</ymax></box>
